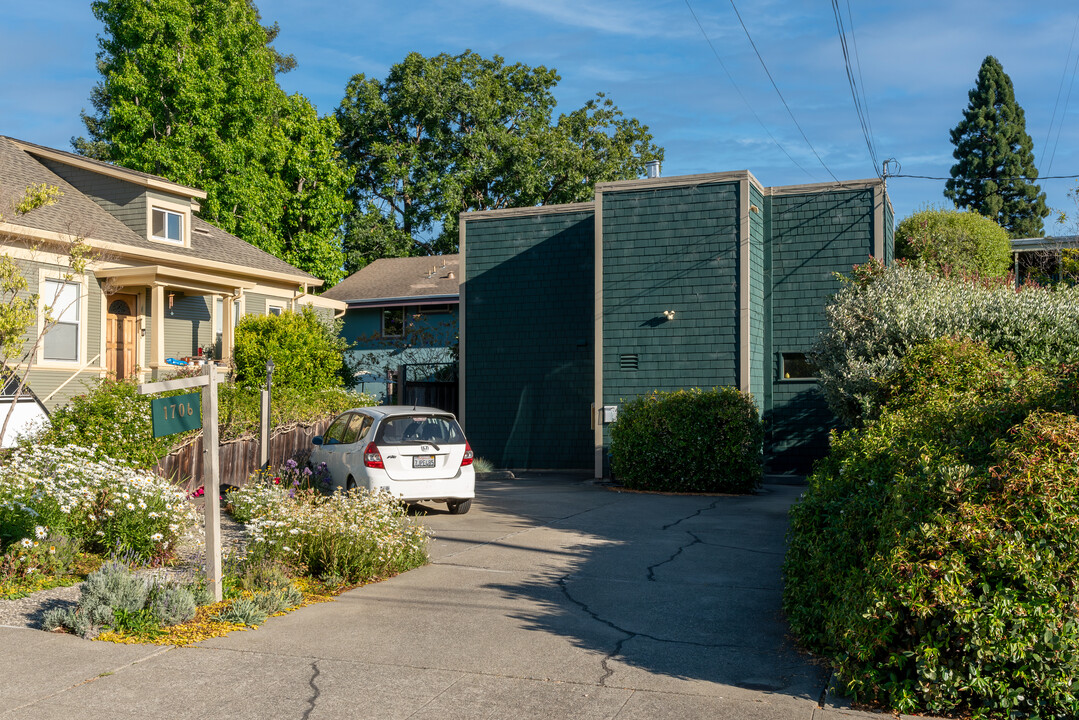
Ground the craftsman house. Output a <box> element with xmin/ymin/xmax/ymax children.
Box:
<box><xmin>461</xmin><ymin>171</ymin><xmax>893</xmax><ymax>475</ymax></box>
<box><xmin>0</xmin><ymin>136</ymin><xmax>344</xmax><ymax>412</ymax></box>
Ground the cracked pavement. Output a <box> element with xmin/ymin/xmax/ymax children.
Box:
<box><xmin>0</xmin><ymin>475</ymin><xmax>899</xmax><ymax>719</ymax></box>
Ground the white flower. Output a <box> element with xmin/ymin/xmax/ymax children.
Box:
<box><xmin>126</xmin><ymin>503</ymin><xmax>135</xmax><ymax>511</ymax></box>
<box><xmin>35</xmin><ymin>526</ymin><xmax>47</xmax><ymax>539</ymax></box>
<box><xmin>150</xmin><ymin>533</ymin><xmax>163</xmax><ymax>541</ymax></box>
<box><xmin>20</xmin><ymin>538</ymin><xmax>32</xmax><ymax>548</ymax></box>
<box><xmin>105</xmin><ymin>509</ymin><xmax>114</xmax><ymax>517</ymax></box>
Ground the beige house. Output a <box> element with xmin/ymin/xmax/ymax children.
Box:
<box><xmin>0</xmin><ymin>136</ymin><xmax>344</xmax><ymax>409</ymax></box>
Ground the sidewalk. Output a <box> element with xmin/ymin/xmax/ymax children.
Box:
<box><xmin>1</xmin><ymin>477</ymin><xmax>901</xmax><ymax>719</ymax></box>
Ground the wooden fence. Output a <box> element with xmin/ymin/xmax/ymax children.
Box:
<box><xmin>155</xmin><ymin>418</ymin><xmax>333</xmax><ymax>493</ymax></box>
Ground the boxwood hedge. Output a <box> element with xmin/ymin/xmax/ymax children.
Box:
<box><xmin>609</xmin><ymin>387</ymin><xmax>762</xmax><ymax>493</ymax></box>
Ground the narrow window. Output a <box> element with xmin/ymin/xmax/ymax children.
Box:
<box><xmin>43</xmin><ymin>279</ymin><xmax>80</xmax><ymax>362</ymax></box>
<box><xmin>382</xmin><ymin>307</ymin><xmax>404</xmax><ymax>337</ymax></box>
<box><xmin>151</xmin><ymin>208</ymin><xmax>184</xmax><ymax>244</ymax></box>
<box><xmin>267</xmin><ymin>303</ymin><xmax>284</xmax><ymax>317</ymax></box>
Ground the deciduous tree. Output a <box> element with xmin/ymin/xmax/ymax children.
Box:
<box><xmin>75</xmin><ymin>0</ymin><xmax>349</xmax><ymax>284</ymax></box>
<box><xmin>895</xmin><ymin>207</ymin><xmax>1012</xmax><ymax>277</ymax></box>
<box><xmin>336</xmin><ymin>51</ymin><xmax>662</xmax><ymax>272</ymax></box>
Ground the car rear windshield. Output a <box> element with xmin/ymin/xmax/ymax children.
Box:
<box><xmin>376</xmin><ymin>415</ymin><xmax>465</xmax><ymax>445</ymax></box>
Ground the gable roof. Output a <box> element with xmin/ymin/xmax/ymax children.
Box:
<box><xmin>321</xmin><ymin>255</ymin><xmax>459</xmax><ymax>304</ymax></box>
<box><xmin>0</xmin><ymin>136</ymin><xmax>319</xmax><ymax>285</ymax></box>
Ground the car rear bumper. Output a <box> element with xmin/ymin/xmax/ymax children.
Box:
<box><xmin>363</xmin><ymin>466</ymin><xmax>476</xmax><ymax>503</ymax></box>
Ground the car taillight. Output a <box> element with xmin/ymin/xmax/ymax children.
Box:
<box><xmin>461</xmin><ymin>441</ymin><xmax>474</xmax><ymax>467</ymax></box>
<box><xmin>364</xmin><ymin>442</ymin><xmax>384</xmax><ymax>469</ymax></box>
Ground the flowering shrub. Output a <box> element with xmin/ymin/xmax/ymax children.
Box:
<box><xmin>785</xmin><ymin>339</ymin><xmax>1079</xmax><ymax>717</ymax></box>
<box><xmin>228</xmin><ymin>473</ymin><xmax>428</xmax><ymax>583</ymax></box>
<box><xmin>811</xmin><ymin>261</ymin><xmax>1079</xmax><ymax>426</ymax></box>
<box><xmin>0</xmin><ymin>444</ymin><xmax>199</xmax><ymax>562</ymax></box>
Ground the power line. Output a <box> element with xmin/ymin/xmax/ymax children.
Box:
<box><xmin>888</xmin><ymin>173</ymin><xmax>1079</xmax><ymax>181</ymax></box>
<box><xmin>1041</xmin><ymin>13</ymin><xmax>1079</xmax><ymax>175</ymax></box>
<box><xmin>682</xmin><ymin>0</ymin><xmax>815</xmax><ymax>179</ymax></box>
<box><xmin>725</xmin><ymin>0</ymin><xmax>840</xmax><ymax>183</ymax></box>
<box><xmin>831</xmin><ymin>0</ymin><xmax>880</xmax><ymax>179</ymax></box>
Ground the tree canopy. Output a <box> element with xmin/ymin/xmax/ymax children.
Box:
<box><xmin>944</xmin><ymin>55</ymin><xmax>1048</xmax><ymax>239</ymax></box>
<box><xmin>895</xmin><ymin>207</ymin><xmax>1013</xmax><ymax>277</ymax></box>
<box><xmin>75</xmin><ymin>0</ymin><xmax>349</xmax><ymax>284</ymax></box>
<box><xmin>335</xmin><ymin>50</ymin><xmax>663</xmax><ymax>273</ymax></box>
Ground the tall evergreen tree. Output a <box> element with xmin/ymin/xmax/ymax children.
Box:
<box><xmin>944</xmin><ymin>55</ymin><xmax>1049</xmax><ymax>238</ymax></box>
<box><xmin>74</xmin><ymin>0</ymin><xmax>349</xmax><ymax>284</ymax></box>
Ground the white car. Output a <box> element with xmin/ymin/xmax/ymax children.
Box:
<box><xmin>310</xmin><ymin>406</ymin><xmax>476</xmax><ymax>514</ymax></box>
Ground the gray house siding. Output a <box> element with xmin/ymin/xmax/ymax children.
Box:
<box><xmin>464</xmin><ymin>210</ymin><xmax>594</xmax><ymax>470</ymax></box>
<box><xmin>39</xmin><ymin>158</ymin><xmax>147</xmax><ymax>236</ymax></box>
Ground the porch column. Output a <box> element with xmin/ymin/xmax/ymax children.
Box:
<box><xmin>220</xmin><ymin>293</ymin><xmax>236</xmax><ymax>363</ymax></box>
<box><xmin>150</xmin><ymin>283</ymin><xmax>166</xmax><ymax>379</ymax></box>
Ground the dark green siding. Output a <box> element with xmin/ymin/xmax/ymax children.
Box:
<box><xmin>464</xmin><ymin>211</ymin><xmax>594</xmax><ymax>469</ymax></box>
<box><xmin>884</xmin><ymin>200</ymin><xmax>895</xmax><ymax>265</ymax></box>
<box><xmin>602</xmin><ymin>182</ymin><xmax>740</xmax><ymax>419</ymax></box>
<box><xmin>749</xmin><ymin>184</ymin><xmax>766</xmax><ymax>407</ymax></box>
<box><xmin>767</xmin><ymin>189</ymin><xmax>875</xmax><ymax>471</ymax></box>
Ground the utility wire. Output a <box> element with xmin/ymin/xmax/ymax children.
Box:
<box><xmin>832</xmin><ymin>0</ymin><xmax>880</xmax><ymax>179</ymax></box>
<box><xmin>683</xmin><ymin>0</ymin><xmax>815</xmax><ymax>179</ymax></box>
<box><xmin>845</xmin><ymin>0</ymin><xmax>877</xmax><ymax>160</ymax></box>
<box><xmin>726</xmin><ymin>0</ymin><xmax>840</xmax><ymax>182</ymax></box>
<box><xmin>890</xmin><ymin>173</ymin><xmax>1079</xmax><ymax>181</ymax></box>
<box><xmin>1041</xmin><ymin>13</ymin><xmax>1079</xmax><ymax>176</ymax></box>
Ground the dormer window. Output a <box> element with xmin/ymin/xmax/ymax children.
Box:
<box><xmin>152</xmin><ymin>207</ymin><xmax>184</xmax><ymax>244</ymax></box>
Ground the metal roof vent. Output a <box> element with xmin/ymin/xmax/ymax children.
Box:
<box><xmin>646</xmin><ymin>160</ymin><xmax>661</xmax><ymax>178</ymax></box>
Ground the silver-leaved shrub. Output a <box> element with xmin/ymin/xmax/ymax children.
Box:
<box><xmin>811</xmin><ymin>261</ymin><xmax>1079</xmax><ymax>426</ymax></box>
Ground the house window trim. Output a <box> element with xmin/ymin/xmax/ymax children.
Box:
<box><xmin>37</xmin><ymin>269</ymin><xmax>89</xmax><ymax>368</ymax></box>
<box><xmin>267</xmin><ymin>302</ymin><xmax>285</xmax><ymax>317</ymax></box>
<box><xmin>777</xmin><ymin>351</ymin><xmax>819</xmax><ymax>383</ymax></box>
<box><xmin>145</xmin><ymin>197</ymin><xmax>192</xmax><ymax>248</ymax></box>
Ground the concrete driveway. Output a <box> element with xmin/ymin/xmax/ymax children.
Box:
<box><xmin>0</xmin><ymin>475</ymin><xmax>885</xmax><ymax>719</ymax></box>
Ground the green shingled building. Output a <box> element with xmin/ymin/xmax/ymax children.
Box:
<box><xmin>460</xmin><ymin>171</ymin><xmax>893</xmax><ymax>476</ymax></box>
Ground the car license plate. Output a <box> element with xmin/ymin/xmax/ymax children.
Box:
<box><xmin>413</xmin><ymin>455</ymin><xmax>435</xmax><ymax>468</ymax></box>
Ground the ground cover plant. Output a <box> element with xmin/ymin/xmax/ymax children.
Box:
<box><xmin>785</xmin><ymin>338</ymin><xmax>1079</xmax><ymax>718</ymax></box>
<box><xmin>609</xmin><ymin>387</ymin><xmax>762</xmax><ymax>493</ymax></box>
<box><xmin>227</xmin><ymin>471</ymin><xmax>429</xmax><ymax>584</ymax></box>
<box><xmin>811</xmin><ymin>260</ymin><xmax>1079</xmax><ymax>427</ymax></box>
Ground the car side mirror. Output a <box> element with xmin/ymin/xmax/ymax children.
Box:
<box><xmin>312</xmin><ymin>436</ymin><xmax>323</xmax><ymax>446</ymax></box>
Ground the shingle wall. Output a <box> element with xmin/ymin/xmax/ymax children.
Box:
<box><xmin>767</xmin><ymin>188</ymin><xmax>875</xmax><ymax>471</ymax></box>
<box><xmin>464</xmin><ymin>210</ymin><xmax>594</xmax><ymax>469</ymax></box>
<box><xmin>749</xmin><ymin>183</ymin><xmax>766</xmax><ymax>408</ymax></box>
<box><xmin>39</xmin><ymin>158</ymin><xmax>147</xmax><ymax>237</ymax></box>
<box><xmin>601</xmin><ymin>182</ymin><xmax>741</xmax><ymax>433</ymax></box>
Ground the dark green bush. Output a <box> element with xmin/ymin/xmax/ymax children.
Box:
<box><xmin>785</xmin><ymin>338</ymin><xmax>1079</xmax><ymax>718</ymax></box>
<box><xmin>233</xmin><ymin>307</ymin><xmax>350</xmax><ymax>390</ymax></box>
<box><xmin>609</xmin><ymin>387</ymin><xmax>762</xmax><ymax>493</ymax></box>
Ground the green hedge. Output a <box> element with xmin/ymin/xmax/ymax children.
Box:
<box><xmin>609</xmin><ymin>388</ymin><xmax>762</xmax><ymax>493</ymax></box>
<box><xmin>233</xmin><ymin>307</ymin><xmax>350</xmax><ymax>390</ymax></box>
<box><xmin>785</xmin><ymin>338</ymin><xmax>1079</xmax><ymax>718</ymax></box>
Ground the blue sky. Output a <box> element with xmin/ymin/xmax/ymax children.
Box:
<box><xmin>3</xmin><ymin>0</ymin><xmax>1078</xmax><ymax>234</ymax></box>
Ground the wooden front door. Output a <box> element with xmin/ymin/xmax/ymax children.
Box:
<box><xmin>106</xmin><ymin>294</ymin><xmax>138</xmax><ymax>380</ymax></box>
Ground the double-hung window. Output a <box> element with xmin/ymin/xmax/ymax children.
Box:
<box><xmin>42</xmin><ymin>279</ymin><xmax>80</xmax><ymax>362</ymax></box>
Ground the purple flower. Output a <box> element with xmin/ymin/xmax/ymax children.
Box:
<box><xmin>288</xmin><ymin>489</ymin><xmax>295</xmax><ymax>499</ymax></box>
<box><xmin>292</xmin><ymin>479</ymin><xmax>300</xmax><ymax>486</ymax></box>
<box><xmin>302</xmin><ymin>467</ymin><xmax>313</xmax><ymax>477</ymax></box>
<box><xmin>286</xmin><ymin>459</ymin><xmax>298</xmax><ymax>470</ymax></box>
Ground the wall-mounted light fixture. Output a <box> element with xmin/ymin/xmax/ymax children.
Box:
<box><xmin>662</xmin><ymin>310</ymin><xmax>676</xmax><ymax>321</ymax></box>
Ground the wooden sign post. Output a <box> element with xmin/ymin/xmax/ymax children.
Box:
<box><xmin>140</xmin><ymin>363</ymin><xmax>224</xmax><ymax>601</ymax></box>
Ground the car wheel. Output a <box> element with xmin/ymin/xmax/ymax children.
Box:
<box><xmin>447</xmin><ymin>499</ymin><xmax>472</xmax><ymax>515</ymax></box>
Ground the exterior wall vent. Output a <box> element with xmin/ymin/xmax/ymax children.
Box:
<box><xmin>620</xmin><ymin>354</ymin><xmax>639</xmax><ymax>371</ymax></box>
